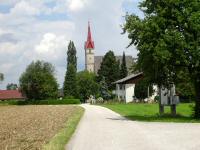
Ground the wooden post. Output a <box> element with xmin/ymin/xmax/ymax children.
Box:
<box><xmin>159</xmin><ymin>87</ymin><xmax>164</xmax><ymax>115</ymax></box>
<box><xmin>171</xmin><ymin>104</ymin><xmax>176</xmax><ymax>116</ymax></box>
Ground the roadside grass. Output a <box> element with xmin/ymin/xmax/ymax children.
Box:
<box><xmin>0</xmin><ymin>105</ymin><xmax>84</xmax><ymax>150</ymax></box>
<box><xmin>43</xmin><ymin>107</ymin><xmax>84</xmax><ymax>150</ymax></box>
<box><xmin>102</xmin><ymin>103</ymin><xmax>200</xmax><ymax>123</ymax></box>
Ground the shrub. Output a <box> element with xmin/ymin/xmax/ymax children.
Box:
<box><xmin>19</xmin><ymin>61</ymin><xmax>58</xmax><ymax>100</ymax></box>
<box><xmin>0</xmin><ymin>99</ymin><xmax>80</xmax><ymax>105</ymax></box>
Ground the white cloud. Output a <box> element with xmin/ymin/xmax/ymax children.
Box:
<box><xmin>68</xmin><ymin>0</ymin><xmax>87</xmax><ymax>11</ymax></box>
<box><xmin>10</xmin><ymin>1</ymin><xmax>40</xmax><ymax>16</ymax></box>
<box><xmin>35</xmin><ymin>33</ymin><xmax>68</xmax><ymax>61</ymax></box>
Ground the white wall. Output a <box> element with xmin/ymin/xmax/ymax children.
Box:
<box><xmin>116</xmin><ymin>84</ymin><xmax>135</xmax><ymax>103</ymax></box>
<box><xmin>125</xmin><ymin>84</ymin><xmax>135</xmax><ymax>103</ymax></box>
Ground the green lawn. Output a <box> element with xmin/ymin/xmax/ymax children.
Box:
<box><xmin>102</xmin><ymin>103</ymin><xmax>200</xmax><ymax>123</ymax></box>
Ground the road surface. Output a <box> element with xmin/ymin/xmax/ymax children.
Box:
<box><xmin>66</xmin><ymin>104</ymin><xmax>200</xmax><ymax>150</ymax></box>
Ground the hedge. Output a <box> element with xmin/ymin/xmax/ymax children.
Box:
<box><xmin>0</xmin><ymin>99</ymin><xmax>81</xmax><ymax>105</ymax></box>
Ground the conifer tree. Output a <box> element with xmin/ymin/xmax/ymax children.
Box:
<box><xmin>63</xmin><ymin>41</ymin><xmax>77</xmax><ymax>97</ymax></box>
<box><xmin>98</xmin><ymin>51</ymin><xmax>120</xmax><ymax>90</ymax></box>
<box><xmin>120</xmin><ymin>52</ymin><xmax>128</xmax><ymax>78</ymax></box>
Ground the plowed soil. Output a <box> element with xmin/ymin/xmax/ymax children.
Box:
<box><xmin>0</xmin><ymin>105</ymin><xmax>78</xmax><ymax>150</ymax></box>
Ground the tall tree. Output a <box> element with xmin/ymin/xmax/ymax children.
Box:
<box><xmin>19</xmin><ymin>61</ymin><xmax>58</xmax><ymax>100</ymax></box>
<box><xmin>98</xmin><ymin>51</ymin><xmax>120</xmax><ymax>90</ymax></box>
<box><xmin>67</xmin><ymin>41</ymin><xmax>77</xmax><ymax>70</ymax></box>
<box><xmin>120</xmin><ymin>52</ymin><xmax>128</xmax><ymax>78</ymax></box>
<box><xmin>123</xmin><ymin>0</ymin><xmax>200</xmax><ymax>118</ymax></box>
<box><xmin>63</xmin><ymin>41</ymin><xmax>77</xmax><ymax>97</ymax></box>
<box><xmin>99</xmin><ymin>77</ymin><xmax>111</xmax><ymax>100</ymax></box>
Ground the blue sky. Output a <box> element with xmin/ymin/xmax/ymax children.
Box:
<box><xmin>0</xmin><ymin>0</ymin><xmax>142</xmax><ymax>89</ymax></box>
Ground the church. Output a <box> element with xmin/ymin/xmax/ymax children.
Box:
<box><xmin>84</xmin><ymin>22</ymin><xmax>135</xmax><ymax>74</ymax></box>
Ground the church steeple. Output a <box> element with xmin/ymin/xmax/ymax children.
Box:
<box><xmin>85</xmin><ymin>22</ymin><xmax>95</xmax><ymax>49</ymax></box>
<box><xmin>85</xmin><ymin>21</ymin><xmax>95</xmax><ymax>73</ymax></box>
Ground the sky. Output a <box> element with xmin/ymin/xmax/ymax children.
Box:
<box><xmin>0</xmin><ymin>0</ymin><xmax>142</xmax><ymax>89</ymax></box>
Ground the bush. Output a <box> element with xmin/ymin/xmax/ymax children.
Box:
<box><xmin>19</xmin><ymin>61</ymin><xmax>59</xmax><ymax>100</ymax></box>
<box><xmin>0</xmin><ymin>99</ymin><xmax>80</xmax><ymax>105</ymax></box>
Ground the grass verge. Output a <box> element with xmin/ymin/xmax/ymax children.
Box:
<box><xmin>102</xmin><ymin>103</ymin><xmax>200</xmax><ymax>123</ymax></box>
<box><xmin>43</xmin><ymin>107</ymin><xmax>84</xmax><ymax>150</ymax></box>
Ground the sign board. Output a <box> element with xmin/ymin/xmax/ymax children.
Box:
<box><xmin>160</xmin><ymin>85</ymin><xmax>179</xmax><ymax>106</ymax></box>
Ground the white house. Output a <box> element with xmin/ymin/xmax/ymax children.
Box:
<box><xmin>114</xmin><ymin>73</ymin><xmax>143</xmax><ymax>103</ymax></box>
<box><xmin>114</xmin><ymin>72</ymin><xmax>158</xmax><ymax>103</ymax></box>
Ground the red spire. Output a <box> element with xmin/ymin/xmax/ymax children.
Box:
<box><xmin>85</xmin><ymin>21</ymin><xmax>95</xmax><ymax>49</ymax></box>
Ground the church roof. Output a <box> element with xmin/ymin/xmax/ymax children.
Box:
<box><xmin>85</xmin><ymin>22</ymin><xmax>95</xmax><ymax>49</ymax></box>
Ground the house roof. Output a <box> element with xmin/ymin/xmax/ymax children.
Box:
<box><xmin>85</xmin><ymin>22</ymin><xmax>95</xmax><ymax>49</ymax></box>
<box><xmin>114</xmin><ymin>72</ymin><xmax>143</xmax><ymax>84</ymax></box>
<box><xmin>0</xmin><ymin>90</ymin><xmax>25</xmax><ymax>100</ymax></box>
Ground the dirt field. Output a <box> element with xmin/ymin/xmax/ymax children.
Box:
<box><xmin>0</xmin><ymin>105</ymin><xmax>79</xmax><ymax>150</ymax></box>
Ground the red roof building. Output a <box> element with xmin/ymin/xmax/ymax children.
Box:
<box><xmin>0</xmin><ymin>90</ymin><xmax>25</xmax><ymax>100</ymax></box>
<box><xmin>85</xmin><ymin>22</ymin><xmax>95</xmax><ymax>49</ymax></box>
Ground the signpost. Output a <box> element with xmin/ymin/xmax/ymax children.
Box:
<box><xmin>159</xmin><ymin>84</ymin><xmax>179</xmax><ymax>116</ymax></box>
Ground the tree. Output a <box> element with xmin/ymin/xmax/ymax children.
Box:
<box><xmin>134</xmin><ymin>79</ymin><xmax>153</xmax><ymax>100</ymax></box>
<box><xmin>7</xmin><ymin>83</ymin><xmax>18</xmax><ymax>90</ymax></box>
<box><xmin>63</xmin><ymin>64</ymin><xmax>77</xmax><ymax>97</ymax></box>
<box><xmin>120</xmin><ymin>52</ymin><xmax>128</xmax><ymax>78</ymax></box>
<box><xmin>123</xmin><ymin>0</ymin><xmax>200</xmax><ymax>117</ymax></box>
<box><xmin>98</xmin><ymin>51</ymin><xmax>120</xmax><ymax>90</ymax></box>
<box><xmin>67</xmin><ymin>41</ymin><xmax>77</xmax><ymax>70</ymax></box>
<box><xmin>19</xmin><ymin>60</ymin><xmax>58</xmax><ymax>100</ymax></box>
<box><xmin>99</xmin><ymin>77</ymin><xmax>111</xmax><ymax>100</ymax></box>
<box><xmin>0</xmin><ymin>73</ymin><xmax>4</xmax><ymax>82</ymax></box>
<box><xmin>76</xmin><ymin>71</ymin><xmax>99</xmax><ymax>102</ymax></box>
<box><xmin>63</xmin><ymin>41</ymin><xmax>77</xmax><ymax>97</ymax></box>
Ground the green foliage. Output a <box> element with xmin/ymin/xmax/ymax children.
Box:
<box><xmin>76</xmin><ymin>71</ymin><xmax>99</xmax><ymax>102</ymax></box>
<box><xmin>123</xmin><ymin>0</ymin><xmax>200</xmax><ymax>118</ymax></box>
<box><xmin>67</xmin><ymin>41</ymin><xmax>77</xmax><ymax>70</ymax></box>
<box><xmin>120</xmin><ymin>52</ymin><xmax>128</xmax><ymax>78</ymax></box>
<box><xmin>176</xmin><ymin>70</ymin><xmax>195</xmax><ymax>102</ymax></box>
<box><xmin>134</xmin><ymin>79</ymin><xmax>153</xmax><ymax>100</ymax></box>
<box><xmin>7</xmin><ymin>83</ymin><xmax>18</xmax><ymax>90</ymax></box>
<box><xmin>0</xmin><ymin>99</ymin><xmax>80</xmax><ymax>105</ymax></box>
<box><xmin>63</xmin><ymin>41</ymin><xmax>77</xmax><ymax>98</ymax></box>
<box><xmin>63</xmin><ymin>64</ymin><xmax>77</xmax><ymax>97</ymax></box>
<box><xmin>0</xmin><ymin>73</ymin><xmax>4</xmax><ymax>82</ymax></box>
<box><xmin>19</xmin><ymin>61</ymin><xmax>58</xmax><ymax>100</ymax></box>
<box><xmin>99</xmin><ymin>77</ymin><xmax>111</xmax><ymax>100</ymax></box>
<box><xmin>98</xmin><ymin>51</ymin><xmax>120</xmax><ymax>90</ymax></box>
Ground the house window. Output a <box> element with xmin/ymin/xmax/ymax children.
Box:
<box><xmin>120</xmin><ymin>84</ymin><xmax>125</xmax><ymax>90</ymax></box>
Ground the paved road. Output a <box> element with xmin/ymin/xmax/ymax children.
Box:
<box><xmin>66</xmin><ymin>104</ymin><xmax>200</xmax><ymax>150</ymax></box>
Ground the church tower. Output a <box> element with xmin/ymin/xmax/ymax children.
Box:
<box><xmin>85</xmin><ymin>22</ymin><xmax>95</xmax><ymax>73</ymax></box>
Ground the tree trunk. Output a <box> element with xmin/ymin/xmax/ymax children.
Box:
<box><xmin>171</xmin><ymin>105</ymin><xmax>176</xmax><ymax>116</ymax></box>
<box><xmin>194</xmin><ymin>79</ymin><xmax>200</xmax><ymax>119</ymax></box>
<box><xmin>159</xmin><ymin>87</ymin><xmax>164</xmax><ymax>115</ymax></box>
